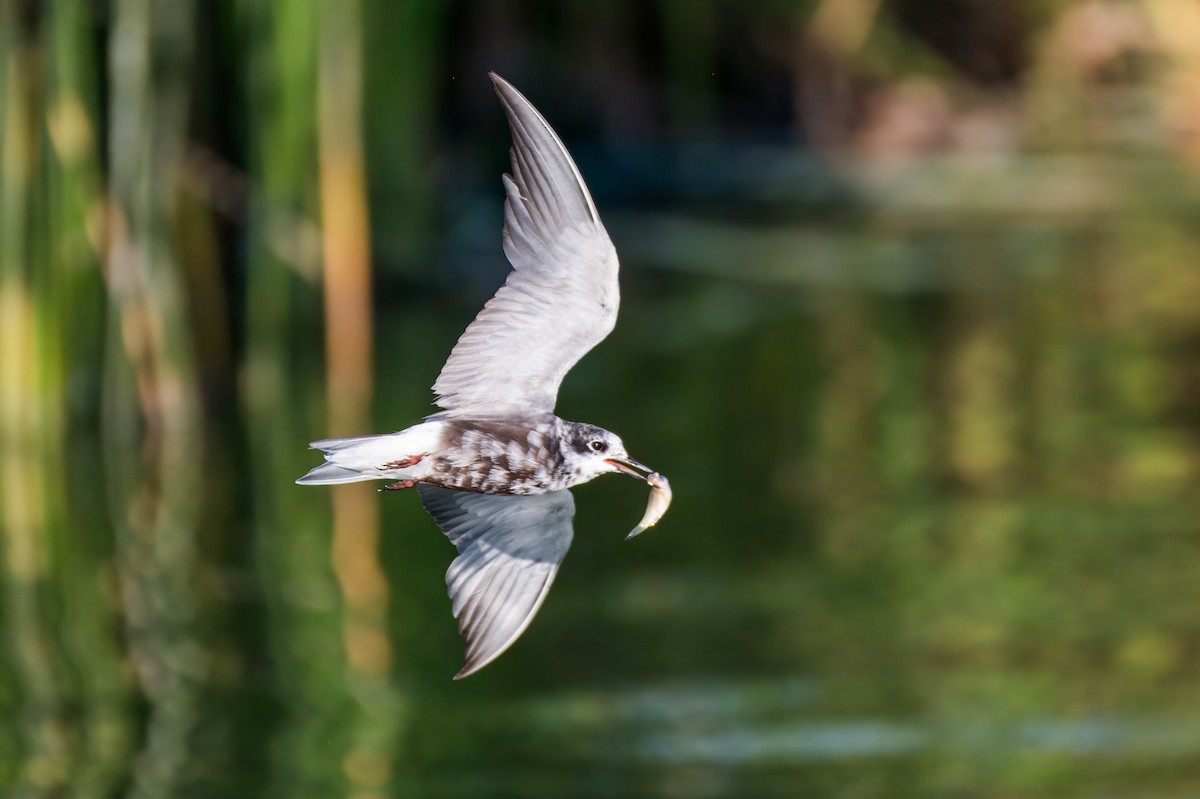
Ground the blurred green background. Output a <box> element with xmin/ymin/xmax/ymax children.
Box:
<box><xmin>4</xmin><ymin>0</ymin><xmax>1200</xmax><ymax>796</ymax></box>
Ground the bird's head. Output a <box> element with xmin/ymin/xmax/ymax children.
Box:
<box><xmin>566</xmin><ymin>423</ymin><xmax>652</xmax><ymax>483</ymax></box>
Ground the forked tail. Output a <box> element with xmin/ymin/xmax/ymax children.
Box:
<box><xmin>295</xmin><ymin>424</ymin><xmax>444</xmax><ymax>486</ymax></box>
<box><xmin>295</xmin><ymin>460</ymin><xmax>373</xmax><ymax>485</ymax></box>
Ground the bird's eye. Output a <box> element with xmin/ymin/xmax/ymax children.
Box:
<box><xmin>589</xmin><ymin>440</ymin><xmax>608</xmax><ymax>453</ymax></box>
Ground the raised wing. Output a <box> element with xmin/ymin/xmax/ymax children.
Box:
<box><xmin>417</xmin><ymin>485</ymin><xmax>575</xmax><ymax>679</ymax></box>
<box><xmin>432</xmin><ymin>73</ymin><xmax>619</xmax><ymax>417</ymax></box>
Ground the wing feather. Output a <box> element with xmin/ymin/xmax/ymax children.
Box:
<box><xmin>418</xmin><ymin>485</ymin><xmax>575</xmax><ymax>679</ymax></box>
<box><xmin>432</xmin><ymin>74</ymin><xmax>619</xmax><ymax>417</ymax></box>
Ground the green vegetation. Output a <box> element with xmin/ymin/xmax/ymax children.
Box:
<box><xmin>2</xmin><ymin>1</ymin><xmax>1200</xmax><ymax>796</ymax></box>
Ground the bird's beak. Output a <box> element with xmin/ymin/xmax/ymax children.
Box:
<box><xmin>606</xmin><ymin>456</ymin><xmax>652</xmax><ymax>480</ymax></box>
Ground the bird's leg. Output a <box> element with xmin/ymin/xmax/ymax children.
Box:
<box><xmin>380</xmin><ymin>479</ymin><xmax>417</xmax><ymax>491</ymax></box>
<box><xmin>379</xmin><ymin>453</ymin><xmax>425</xmax><ymax>491</ymax></box>
<box><xmin>383</xmin><ymin>454</ymin><xmax>425</xmax><ymax>469</ymax></box>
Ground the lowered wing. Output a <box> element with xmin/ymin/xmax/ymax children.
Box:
<box><xmin>417</xmin><ymin>484</ymin><xmax>575</xmax><ymax>678</ymax></box>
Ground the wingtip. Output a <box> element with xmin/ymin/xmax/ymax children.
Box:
<box><xmin>488</xmin><ymin>71</ymin><xmax>522</xmax><ymax>105</ymax></box>
<box><xmin>453</xmin><ymin>657</ymin><xmax>485</xmax><ymax>680</ymax></box>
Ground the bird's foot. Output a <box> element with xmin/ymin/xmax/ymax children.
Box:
<box><xmin>383</xmin><ymin>454</ymin><xmax>425</xmax><ymax>469</ymax></box>
<box><xmin>380</xmin><ymin>479</ymin><xmax>417</xmax><ymax>492</ymax></box>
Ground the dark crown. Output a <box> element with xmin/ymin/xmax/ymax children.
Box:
<box><xmin>566</xmin><ymin>422</ymin><xmax>609</xmax><ymax>455</ymax></box>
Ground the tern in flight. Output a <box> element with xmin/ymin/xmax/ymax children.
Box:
<box><xmin>299</xmin><ymin>73</ymin><xmax>666</xmax><ymax>678</ymax></box>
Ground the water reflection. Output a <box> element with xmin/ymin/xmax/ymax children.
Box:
<box><xmin>7</xmin><ymin>4</ymin><xmax>1200</xmax><ymax>794</ymax></box>
<box><xmin>7</xmin><ymin>192</ymin><xmax>1200</xmax><ymax>794</ymax></box>
<box><xmin>635</xmin><ymin>711</ymin><xmax>1200</xmax><ymax>762</ymax></box>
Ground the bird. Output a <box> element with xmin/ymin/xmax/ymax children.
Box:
<box><xmin>297</xmin><ymin>72</ymin><xmax>658</xmax><ymax>679</ymax></box>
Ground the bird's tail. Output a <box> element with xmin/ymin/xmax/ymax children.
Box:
<box><xmin>307</xmin><ymin>434</ymin><xmax>382</xmax><ymax>453</ymax></box>
<box><xmin>295</xmin><ymin>460</ymin><xmax>373</xmax><ymax>485</ymax></box>
<box><xmin>295</xmin><ymin>423</ymin><xmax>444</xmax><ymax>486</ymax></box>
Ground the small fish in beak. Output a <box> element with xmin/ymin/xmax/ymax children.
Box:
<box><xmin>627</xmin><ymin>472</ymin><xmax>672</xmax><ymax>539</ymax></box>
